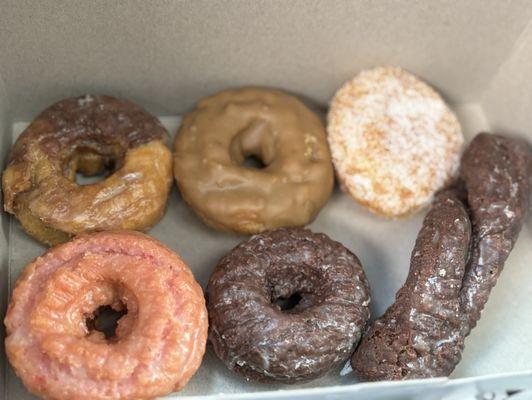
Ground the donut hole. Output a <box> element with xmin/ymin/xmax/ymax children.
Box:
<box><xmin>268</xmin><ymin>264</ymin><xmax>322</xmax><ymax>314</ymax></box>
<box><xmin>85</xmin><ymin>303</ymin><xmax>127</xmax><ymax>341</ymax></box>
<box><xmin>242</xmin><ymin>154</ymin><xmax>267</xmax><ymax>170</ymax></box>
<box><xmin>273</xmin><ymin>292</ymin><xmax>302</xmax><ymax>311</ymax></box>
<box><xmin>68</xmin><ymin>147</ymin><xmax>122</xmax><ymax>185</ymax></box>
<box><xmin>75</xmin><ymin>170</ymin><xmax>111</xmax><ymax>185</ymax></box>
<box><xmin>229</xmin><ymin>119</ymin><xmax>276</xmax><ymax>170</ymax></box>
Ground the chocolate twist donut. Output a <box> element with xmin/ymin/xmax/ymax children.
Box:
<box><xmin>207</xmin><ymin>228</ymin><xmax>370</xmax><ymax>383</ymax></box>
<box><xmin>352</xmin><ymin>133</ymin><xmax>532</xmax><ymax>380</ymax></box>
<box><xmin>2</xmin><ymin>95</ymin><xmax>173</xmax><ymax>245</ymax></box>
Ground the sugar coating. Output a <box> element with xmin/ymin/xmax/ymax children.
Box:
<box><xmin>327</xmin><ymin>67</ymin><xmax>463</xmax><ymax>217</ymax></box>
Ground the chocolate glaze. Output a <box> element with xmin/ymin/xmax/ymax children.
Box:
<box><xmin>352</xmin><ymin>133</ymin><xmax>532</xmax><ymax>381</ymax></box>
<box><xmin>8</xmin><ymin>94</ymin><xmax>167</xmax><ymax>166</ymax></box>
<box><xmin>207</xmin><ymin>227</ymin><xmax>370</xmax><ymax>383</ymax></box>
<box><xmin>352</xmin><ymin>191</ymin><xmax>471</xmax><ymax>380</ymax></box>
<box><xmin>2</xmin><ymin>95</ymin><xmax>172</xmax><ymax>245</ymax></box>
<box><xmin>459</xmin><ymin>133</ymin><xmax>532</xmax><ymax>336</ymax></box>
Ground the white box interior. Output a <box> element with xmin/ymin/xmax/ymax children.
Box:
<box><xmin>1</xmin><ymin>2</ymin><xmax>532</xmax><ymax>399</ymax></box>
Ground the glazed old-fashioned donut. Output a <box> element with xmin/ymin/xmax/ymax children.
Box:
<box><xmin>2</xmin><ymin>95</ymin><xmax>173</xmax><ymax>245</ymax></box>
<box><xmin>5</xmin><ymin>231</ymin><xmax>208</xmax><ymax>400</ymax></box>
<box><xmin>174</xmin><ymin>88</ymin><xmax>334</xmax><ymax>234</ymax></box>
<box><xmin>351</xmin><ymin>133</ymin><xmax>532</xmax><ymax>381</ymax></box>
<box><xmin>327</xmin><ymin>67</ymin><xmax>463</xmax><ymax>218</ymax></box>
<box><xmin>206</xmin><ymin>228</ymin><xmax>370</xmax><ymax>383</ymax></box>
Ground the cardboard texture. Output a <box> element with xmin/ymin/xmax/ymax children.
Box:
<box><xmin>2</xmin><ymin>0</ymin><xmax>532</xmax><ymax>117</ymax></box>
<box><xmin>482</xmin><ymin>19</ymin><xmax>532</xmax><ymax>140</ymax></box>
<box><xmin>1</xmin><ymin>1</ymin><xmax>532</xmax><ymax>399</ymax></box>
<box><xmin>0</xmin><ymin>72</ymin><xmax>9</xmax><ymax>399</ymax></box>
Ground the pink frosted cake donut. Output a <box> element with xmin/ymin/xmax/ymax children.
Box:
<box><xmin>327</xmin><ymin>67</ymin><xmax>463</xmax><ymax>217</ymax></box>
<box><xmin>4</xmin><ymin>231</ymin><xmax>208</xmax><ymax>400</ymax></box>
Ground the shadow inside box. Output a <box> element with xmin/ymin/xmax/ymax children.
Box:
<box><xmin>172</xmin><ymin>190</ymin><xmax>407</xmax><ymax>394</ymax></box>
<box><xmin>149</xmin><ymin>184</ymin><xmax>246</xmax><ymax>287</ymax></box>
<box><xmin>308</xmin><ymin>188</ymin><xmax>423</xmax><ymax>319</ymax></box>
<box><xmin>525</xmin><ymin>211</ymin><xmax>532</xmax><ymax>234</ymax></box>
<box><xmin>180</xmin><ymin>341</ymin><xmax>361</xmax><ymax>396</ymax></box>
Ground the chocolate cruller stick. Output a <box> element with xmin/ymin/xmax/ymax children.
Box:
<box><xmin>352</xmin><ymin>133</ymin><xmax>532</xmax><ymax>381</ymax></box>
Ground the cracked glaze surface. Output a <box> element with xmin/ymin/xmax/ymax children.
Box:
<box><xmin>459</xmin><ymin>133</ymin><xmax>532</xmax><ymax>335</ymax></box>
<box><xmin>352</xmin><ymin>133</ymin><xmax>532</xmax><ymax>381</ymax></box>
<box><xmin>4</xmin><ymin>231</ymin><xmax>208</xmax><ymax>400</ymax></box>
<box><xmin>352</xmin><ymin>190</ymin><xmax>471</xmax><ymax>380</ymax></box>
<box><xmin>2</xmin><ymin>95</ymin><xmax>172</xmax><ymax>245</ymax></box>
<box><xmin>207</xmin><ymin>228</ymin><xmax>370</xmax><ymax>383</ymax></box>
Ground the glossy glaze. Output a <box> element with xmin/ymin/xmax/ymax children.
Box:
<box><xmin>174</xmin><ymin>88</ymin><xmax>334</xmax><ymax>234</ymax></box>
<box><xmin>5</xmin><ymin>231</ymin><xmax>208</xmax><ymax>400</ymax></box>
<box><xmin>207</xmin><ymin>228</ymin><xmax>370</xmax><ymax>383</ymax></box>
<box><xmin>2</xmin><ymin>95</ymin><xmax>173</xmax><ymax>245</ymax></box>
<box><xmin>352</xmin><ymin>133</ymin><xmax>532</xmax><ymax>380</ymax></box>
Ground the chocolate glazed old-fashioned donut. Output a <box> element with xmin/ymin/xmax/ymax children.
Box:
<box><xmin>207</xmin><ymin>228</ymin><xmax>370</xmax><ymax>383</ymax></box>
<box><xmin>2</xmin><ymin>95</ymin><xmax>173</xmax><ymax>245</ymax></box>
<box><xmin>174</xmin><ymin>88</ymin><xmax>334</xmax><ymax>234</ymax></box>
<box><xmin>351</xmin><ymin>133</ymin><xmax>532</xmax><ymax>381</ymax></box>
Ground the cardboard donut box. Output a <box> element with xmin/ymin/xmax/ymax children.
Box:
<box><xmin>1</xmin><ymin>1</ymin><xmax>532</xmax><ymax>399</ymax></box>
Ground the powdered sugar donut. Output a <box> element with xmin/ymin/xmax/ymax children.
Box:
<box><xmin>327</xmin><ymin>67</ymin><xmax>463</xmax><ymax>217</ymax></box>
<box><xmin>5</xmin><ymin>231</ymin><xmax>208</xmax><ymax>400</ymax></box>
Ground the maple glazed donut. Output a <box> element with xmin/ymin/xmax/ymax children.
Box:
<box><xmin>5</xmin><ymin>231</ymin><xmax>208</xmax><ymax>400</ymax></box>
<box><xmin>174</xmin><ymin>88</ymin><xmax>334</xmax><ymax>234</ymax></box>
<box><xmin>2</xmin><ymin>95</ymin><xmax>173</xmax><ymax>245</ymax></box>
<box><xmin>206</xmin><ymin>228</ymin><xmax>370</xmax><ymax>383</ymax></box>
<box><xmin>327</xmin><ymin>67</ymin><xmax>463</xmax><ymax>218</ymax></box>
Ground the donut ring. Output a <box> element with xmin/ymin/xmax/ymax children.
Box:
<box><xmin>5</xmin><ymin>231</ymin><xmax>208</xmax><ymax>400</ymax></box>
<box><xmin>327</xmin><ymin>67</ymin><xmax>463</xmax><ymax>218</ymax></box>
<box><xmin>2</xmin><ymin>95</ymin><xmax>173</xmax><ymax>245</ymax></box>
<box><xmin>206</xmin><ymin>228</ymin><xmax>370</xmax><ymax>383</ymax></box>
<box><xmin>174</xmin><ymin>88</ymin><xmax>334</xmax><ymax>234</ymax></box>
